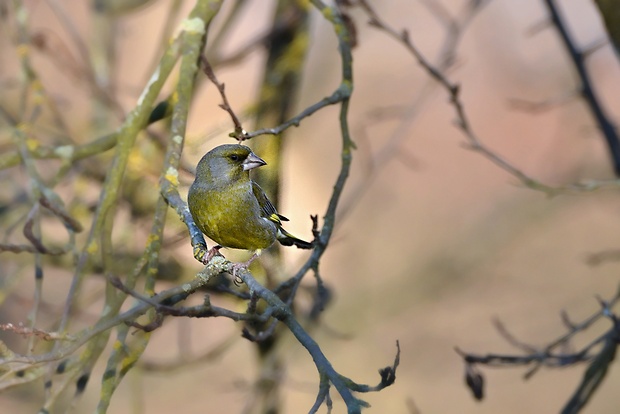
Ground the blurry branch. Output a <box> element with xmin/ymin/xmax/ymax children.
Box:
<box><xmin>138</xmin><ymin>333</ymin><xmax>238</xmax><ymax>372</ymax></box>
<box><xmin>93</xmin><ymin>0</ymin><xmax>157</xmax><ymax>16</ymax></box>
<box><xmin>336</xmin><ymin>0</ymin><xmax>488</xmax><ymax>222</ymax></box>
<box><xmin>357</xmin><ymin>0</ymin><xmax>620</xmax><ymax>195</ymax></box>
<box><xmin>592</xmin><ymin>0</ymin><xmax>620</xmax><ymax>58</ymax></box>
<box><xmin>586</xmin><ymin>249</ymin><xmax>620</xmax><ymax>266</ymax></box>
<box><xmin>356</xmin><ymin>0</ymin><xmax>561</xmax><ymax>193</ymax></box>
<box><xmin>144</xmin><ymin>0</ymin><xmax>184</xmax><ymax>84</ymax></box>
<box><xmin>56</xmin><ymin>23</ymin><xmax>183</xmax><ymax>333</ymax></box>
<box><xmin>0</xmin><ymin>192</ymin><xmax>81</xmax><ymax>256</ymax></box>
<box><xmin>54</xmin><ymin>1</ymin><xmax>212</xmax><ymax>408</ymax></box>
<box><xmin>0</xmin><ymin>119</ymin><xmax>178</xmax><ymax>172</ymax></box>
<box><xmin>0</xmin><ymin>323</ymin><xmax>75</xmax><ymax>342</ymax></box>
<box><xmin>355</xmin><ymin>1</ymin><xmax>620</xmax><ymax>411</ymax></box>
<box><xmin>204</xmin><ymin>0</ymin><xmax>252</xmax><ymax>65</ymax></box>
<box><xmin>507</xmin><ymin>89</ymin><xmax>577</xmax><ymax>113</ymax></box>
<box><xmin>543</xmin><ymin>0</ymin><xmax>620</xmax><ymax>177</ymax></box>
<box><xmin>97</xmin><ymin>2</ymin><xmax>218</xmax><ymax>411</ymax></box>
<box><xmin>457</xmin><ymin>285</ymin><xmax>620</xmax><ymax>413</ymax></box>
<box><xmin>0</xmin><ymin>1</ymin><xmax>222</xmax><ymax>412</ymax></box>
<box><xmin>205</xmin><ymin>0</ymin><xmax>313</xmax><ymax>70</ymax></box>
<box><xmin>10</xmin><ymin>0</ymin><xmax>73</xmax><ymax>140</ymax></box>
<box><xmin>0</xmin><ymin>265</ymin><xmax>222</xmax><ymax>367</ymax></box>
<box><xmin>200</xmin><ymin>57</ymin><xmax>245</xmax><ymax>138</ymax></box>
<box><xmin>6</xmin><ymin>1</ymin><xmax>86</xmax><ymax>378</ymax></box>
<box><xmin>46</xmin><ymin>0</ymin><xmax>91</xmax><ymax>65</ymax></box>
<box><xmin>249</xmin><ymin>0</ymin><xmax>310</xmax><ymax>205</ymax></box>
<box><xmin>41</xmin><ymin>0</ymin><xmax>127</xmax><ymax>120</ymax></box>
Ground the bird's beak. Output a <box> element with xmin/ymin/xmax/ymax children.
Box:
<box><xmin>242</xmin><ymin>152</ymin><xmax>267</xmax><ymax>171</ymax></box>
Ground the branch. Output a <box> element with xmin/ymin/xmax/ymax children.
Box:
<box><xmin>358</xmin><ymin>0</ymin><xmax>620</xmax><ymax>195</ymax></box>
<box><xmin>199</xmin><ymin>55</ymin><xmax>245</xmax><ymax>139</ymax></box>
<box><xmin>237</xmin><ymin>265</ymin><xmax>397</xmax><ymax>414</ymax></box>
<box><xmin>543</xmin><ymin>0</ymin><xmax>620</xmax><ymax>177</ymax></box>
<box><xmin>457</xmin><ymin>285</ymin><xmax>620</xmax><ymax>406</ymax></box>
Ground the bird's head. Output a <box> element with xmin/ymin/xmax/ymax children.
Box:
<box><xmin>195</xmin><ymin>144</ymin><xmax>266</xmax><ymax>186</ymax></box>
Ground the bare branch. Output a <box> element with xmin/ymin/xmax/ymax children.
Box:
<box><xmin>199</xmin><ymin>55</ymin><xmax>245</xmax><ymax>140</ymax></box>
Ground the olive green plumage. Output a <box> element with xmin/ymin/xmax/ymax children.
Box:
<box><xmin>188</xmin><ymin>144</ymin><xmax>312</xmax><ymax>254</ymax></box>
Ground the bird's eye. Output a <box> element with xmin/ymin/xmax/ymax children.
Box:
<box><xmin>229</xmin><ymin>154</ymin><xmax>239</xmax><ymax>161</ymax></box>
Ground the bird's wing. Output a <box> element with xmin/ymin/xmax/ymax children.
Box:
<box><xmin>251</xmin><ymin>181</ymin><xmax>289</xmax><ymax>224</ymax></box>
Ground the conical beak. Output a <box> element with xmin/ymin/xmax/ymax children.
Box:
<box><xmin>242</xmin><ymin>152</ymin><xmax>267</xmax><ymax>171</ymax></box>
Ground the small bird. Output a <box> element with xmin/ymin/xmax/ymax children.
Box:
<box><xmin>188</xmin><ymin>144</ymin><xmax>313</xmax><ymax>268</ymax></box>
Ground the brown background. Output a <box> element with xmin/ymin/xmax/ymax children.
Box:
<box><xmin>1</xmin><ymin>1</ymin><xmax>620</xmax><ymax>413</ymax></box>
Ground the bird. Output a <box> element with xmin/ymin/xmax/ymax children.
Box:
<box><xmin>188</xmin><ymin>144</ymin><xmax>313</xmax><ymax>270</ymax></box>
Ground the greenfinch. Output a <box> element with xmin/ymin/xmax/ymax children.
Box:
<box><xmin>188</xmin><ymin>144</ymin><xmax>312</xmax><ymax>265</ymax></box>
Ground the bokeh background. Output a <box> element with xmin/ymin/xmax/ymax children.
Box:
<box><xmin>1</xmin><ymin>0</ymin><xmax>620</xmax><ymax>413</ymax></box>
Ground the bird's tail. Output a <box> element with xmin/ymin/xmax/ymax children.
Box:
<box><xmin>277</xmin><ymin>228</ymin><xmax>313</xmax><ymax>249</ymax></box>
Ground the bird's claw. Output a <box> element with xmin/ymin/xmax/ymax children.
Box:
<box><xmin>229</xmin><ymin>253</ymin><xmax>259</xmax><ymax>286</ymax></box>
<box><xmin>230</xmin><ymin>263</ymin><xmax>246</xmax><ymax>286</ymax></box>
<box><xmin>202</xmin><ymin>245</ymin><xmax>223</xmax><ymax>265</ymax></box>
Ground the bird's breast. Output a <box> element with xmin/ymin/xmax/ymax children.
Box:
<box><xmin>188</xmin><ymin>181</ymin><xmax>277</xmax><ymax>251</ymax></box>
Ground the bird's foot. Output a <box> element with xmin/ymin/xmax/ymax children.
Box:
<box><xmin>202</xmin><ymin>245</ymin><xmax>224</xmax><ymax>265</ymax></box>
<box><xmin>230</xmin><ymin>253</ymin><xmax>259</xmax><ymax>286</ymax></box>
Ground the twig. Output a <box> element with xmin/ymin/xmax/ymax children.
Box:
<box><xmin>543</xmin><ymin>0</ymin><xmax>620</xmax><ymax>176</ymax></box>
<box><xmin>237</xmin><ymin>264</ymin><xmax>397</xmax><ymax>414</ymax></box>
<box><xmin>457</xmin><ymin>285</ymin><xmax>620</xmax><ymax>406</ymax></box>
<box><xmin>239</xmin><ymin>84</ymin><xmax>352</xmax><ymax>140</ymax></box>
<box><xmin>0</xmin><ymin>323</ymin><xmax>75</xmax><ymax>342</ymax></box>
<box><xmin>199</xmin><ymin>55</ymin><xmax>245</xmax><ymax>139</ymax></box>
<box><xmin>358</xmin><ymin>0</ymin><xmax>620</xmax><ymax>195</ymax></box>
<box><xmin>108</xmin><ymin>276</ymin><xmax>257</xmax><ymax>323</ymax></box>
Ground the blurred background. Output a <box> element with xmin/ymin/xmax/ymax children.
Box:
<box><xmin>1</xmin><ymin>0</ymin><xmax>620</xmax><ymax>413</ymax></box>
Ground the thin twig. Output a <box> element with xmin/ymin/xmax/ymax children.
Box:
<box><xmin>543</xmin><ymin>0</ymin><xmax>620</xmax><ymax>176</ymax></box>
<box><xmin>199</xmin><ymin>55</ymin><xmax>245</xmax><ymax>138</ymax></box>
